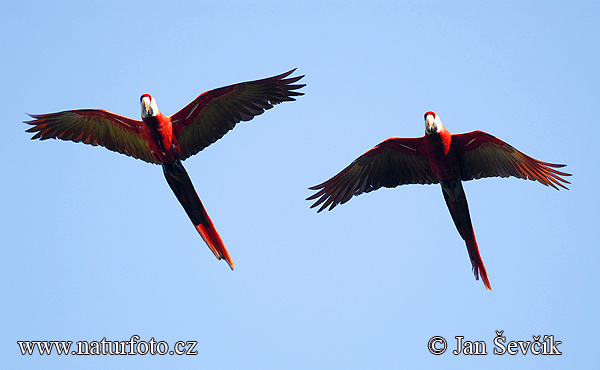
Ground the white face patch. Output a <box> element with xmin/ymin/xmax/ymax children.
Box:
<box><xmin>424</xmin><ymin>113</ymin><xmax>444</xmax><ymax>135</ymax></box>
<box><xmin>141</xmin><ymin>95</ymin><xmax>159</xmax><ymax>118</ymax></box>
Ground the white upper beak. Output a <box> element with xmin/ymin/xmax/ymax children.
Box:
<box><xmin>425</xmin><ymin>114</ymin><xmax>437</xmax><ymax>134</ymax></box>
<box><xmin>141</xmin><ymin>95</ymin><xmax>159</xmax><ymax>118</ymax></box>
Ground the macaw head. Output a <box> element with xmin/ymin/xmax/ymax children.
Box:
<box><xmin>424</xmin><ymin>111</ymin><xmax>443</xmax><ymax>135</ymax></box>
<box><xmin>140</xmin><ymin>94</ymin><xmax>159</xmax><ymax>118</ymax></box>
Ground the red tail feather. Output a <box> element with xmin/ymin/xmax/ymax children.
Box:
<box><xmin>163</xmin><ymin>160</ymin><xmax>234</xmax><ymax>269</ymax></box>
<box><xmin>195</xmin><ymin>217</ymin><xmax>234</xmax><ymax>269</ymax></box>
<box><xmin>441</xmin><ymin>179</ymin><xmax>491</xmax><ymax>290</ymax></box>
<box><xmin>466</xmin><ymin>237</ymin><xmax>491</xmax><ymax>290</ymax></box>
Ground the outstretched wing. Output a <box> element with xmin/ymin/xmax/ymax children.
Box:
<box><xmin>25</xmin><ymin>109</ymin><xmax>158</xmax><ymax>164</ymax></box>
<box><xmin>171</xmin><ymin>69</ymin><xmax>305</xmax><ymax>161</ymax></box>
<box><xmin>307</xmin><ymin>137</ymin><xmax>437</xmax><ymax>212</ymax></box>
<box><xmin>453</xmin><ymin>131</ymin><xmax>571</xmax><ymax>189</ymax></box>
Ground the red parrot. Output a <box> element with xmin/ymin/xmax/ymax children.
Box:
<box><xmin>307</xmin><ymin>111</ymin><xmax>570</xmax><ymax>289</ymax></box>
<box><xmin>26</xmin><ymin>69</ymin><xmax>305</xmax><ymax>269</ymax></box>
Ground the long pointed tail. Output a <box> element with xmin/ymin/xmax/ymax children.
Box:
<box><xmin>465</xmin><ymin>236</ymin><xmax>491</xmax><ymax>290</ymax></box>
<box><xmin>441</xmin><ymin>180</ymin><xmax>491</xmax><ymax>290</ymax></box>
<box><xmin>163</xmin><ymin>160</ymin><xmax>233</xmax><ymax>269</ymax></box>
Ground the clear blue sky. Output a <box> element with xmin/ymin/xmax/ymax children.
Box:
<box><xmin>2</xmin><ymin>1</ymin><xmax>598</xmax><ymax>368</ymax></box>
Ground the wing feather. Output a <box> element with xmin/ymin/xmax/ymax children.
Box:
<box><xmin>453</xmin><ymin>131</ymin><xmax>571</xmax><ymax>189</ymax></box>
<box><xmin>25</xmin><ymin>109</ymin><xmax>158</xmax><ymax>164</ymax></box>
<box><xmin>307</xmin><ymin>137</ymin><xmax>438</xmax><ymax>212</ymax></box>
<box><xmin>171</xmin><ymin>69</ymin><xmax>305</xmax><ymax>160</ymax></box>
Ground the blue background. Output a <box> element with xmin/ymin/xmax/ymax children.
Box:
<box><xmin>2</xmin><ymin>1</ymin><xmax>598</xmax><ymax>368</ymax></box>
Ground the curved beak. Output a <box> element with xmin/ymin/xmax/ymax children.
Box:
<box><xmin>141</xmin><ymin>96</ymin><xmax>154</xmax><ymax>117</ymax></box>
<box><xmin>425</xmin><ymin>114</ymin><xmax>437</xmax><ymax>134</ymax></box>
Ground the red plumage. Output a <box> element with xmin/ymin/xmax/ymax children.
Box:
<box><xmin>308</xmin><ymin>111</ymin><xmax>570</xmax><ymax>289</ymax></box>
<box><xmin>26</xmin><ymin>69</ymin><xmax>305</xmax><ymax>268</ymax></box>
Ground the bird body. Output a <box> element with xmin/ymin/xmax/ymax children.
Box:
<box><xmin>27</xmin><ymin>69</ymin><xmax>305</xmax><ymax>269</ymax></box>
<box><xmin>424</xmin><ymin>126</ymin><xmax>458</xmax><ymax>180</ymax></box>
<box><xmin>140</xmin><ymin>99</ymin><xmax>179</xmax><ymax>163</ymax></box>
<box><xmin>308</xmin><ymin>111</ymin><xmax>570</xmax><ymax>289</ymax></box>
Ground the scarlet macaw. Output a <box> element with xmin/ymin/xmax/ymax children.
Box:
<box><xmin>307</xmin><ymin>111</ymin><xmax>570</xmax><ymax>289</ymax></box>
<box><xmin>26</xmin><ymin>69</ymin><xmax>305</xmax><ymax>269</ymax></box>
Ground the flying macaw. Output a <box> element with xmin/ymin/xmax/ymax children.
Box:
<box><xmin>26</xmin><ymin>69</ymin><xmax>305</xmax><ymax>269</ymax></box>
<box><xmin>307</xmin><ymin>111</ymin><xmax>570</xmax><ymax>289</ymax></box>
